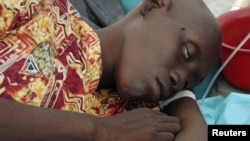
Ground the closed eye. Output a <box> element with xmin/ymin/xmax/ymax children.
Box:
<box><xmin>183</xmin><ymin>43</ymin><xmax>191</xmax><ymax>61</ymax></box>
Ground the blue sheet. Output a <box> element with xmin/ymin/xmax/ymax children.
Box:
<box><xmin>120</xmin><ymin>0</ymin><xmax>142</xmax><ymax>13</ymax></box>
<box><xmin>198</xmin><ymin>92</ymin><xmax>250</xmax><ymax>125</ymax></box>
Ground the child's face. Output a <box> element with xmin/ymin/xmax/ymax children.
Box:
<box><xmin>115</xmin><ymin>0</ymin><xmax>221</xmax><ymax>102</ymax></box>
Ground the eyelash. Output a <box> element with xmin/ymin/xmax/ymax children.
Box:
<box><xmin>183</xmin><ymin>44</ymin><xmax>191</xmax><ymax>61</ymax></box>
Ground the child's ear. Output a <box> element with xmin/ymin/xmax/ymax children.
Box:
<box><xmin>140</xmin><ymin>0</ymin><xmax>172</xmax><ymax>16</ymax></box>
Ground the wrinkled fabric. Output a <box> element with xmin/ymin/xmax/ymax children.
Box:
<box><xmin>198</xmin><ymin>92</ymin><xmax>250</xmax><ymax>124</ymax></box>
<box><xmin>0</xmin><ymin>0</ymin><xmax>156</xmax><ymax>117</ymax></box>
<box><xmin>0</xmin><ymin>0</ymin><xmax>103</xmax><ymax>114</ymax></box>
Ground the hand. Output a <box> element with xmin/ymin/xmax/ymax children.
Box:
<box><xmin>94</xmin><ymin>108</ymin><xmax>181</xmax><ymax>141</ymax></box>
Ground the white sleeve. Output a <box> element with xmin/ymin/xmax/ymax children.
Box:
<box><xmin>158</xmin><ymin>90</ymin><xmax>196</xmax><ymax>110</ymax></box>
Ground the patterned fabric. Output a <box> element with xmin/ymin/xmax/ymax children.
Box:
<box><xmin>0</xmin><ymin>0</ymin><xmax>157</xmax><ymax>117</ymax></box>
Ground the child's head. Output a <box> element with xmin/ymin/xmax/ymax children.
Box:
<box><xmin>99</xmin><ymin>0</ymin><xmax>221</xmax><ymax>102</ymax></box>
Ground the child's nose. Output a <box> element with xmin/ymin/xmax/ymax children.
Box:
<box><xmin>170</xmin><ymin>67</ymin><xmax>189</xmax><ymax>91</ymax></box>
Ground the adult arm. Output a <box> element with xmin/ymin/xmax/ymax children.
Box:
<box><xmin>0</xmin><ymin>98</ymin><xmax>181</xmax><ymax>141</ymax></box>
<box><xmin>163</xmin><ymin>97</ymin><xmax>207</xmax><ymax>141</ymax></box>
<box><xmin>0</xmin><ymin>98</ymin><xmax>95</xmax><ymax>141</ymax></box>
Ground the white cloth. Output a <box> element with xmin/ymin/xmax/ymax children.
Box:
<box><xmin>159</xmin><ymin>90</ymin><xmax>196</xmax><ymax>110</ymax></box>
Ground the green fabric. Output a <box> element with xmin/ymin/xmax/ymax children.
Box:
<box><xmin>120</xmin><ymin>0</ymin><xmax>142</xmax><ymax>13</ymax></box>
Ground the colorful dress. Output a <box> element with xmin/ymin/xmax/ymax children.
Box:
<box><xmin>0</xmin><ymin>0</ymin><xmax>156</xmax><ymax>117</ymax></box>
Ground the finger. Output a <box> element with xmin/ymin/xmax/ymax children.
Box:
<box><xmin>155</xmin><ymin>132</ymin><xmax>175</xmax><ymax>141</ymax></box>
<box><xmin>141</xmin><ymin>109</ymin><xmax>181</xmax><ymax>124</ymax></box>
<box><xmin>157</xmin><ymin>121</ymin><xmax>181</xmax><ymax>133</ymax></box>
<box><xmin>152</xmin><ymin>112</ymin><xmax>181</xmax><ymax>124</ymax></box>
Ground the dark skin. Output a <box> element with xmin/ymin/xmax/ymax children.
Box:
<box><xmin>97</xmin><ymin>0</ymin><xmax>221</xmax><ymax>102</ymax></box>
<box><xmin>0</xmin><ymin>0</ymin><xmax>221</xmax><ymax>141</ymax></box>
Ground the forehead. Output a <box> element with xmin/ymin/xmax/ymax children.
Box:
<box><xmin>169</xmin><ymin>0</ymin><xmax>217</xmax><ymax>31</ymax></box>
<box><xmin>172</xmin><ymin>1</ymin><xmax>220</xmax><ymax>60</ymax></box>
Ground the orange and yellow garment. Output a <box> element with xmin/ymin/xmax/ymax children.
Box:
<box><xmin>0</xmin><ymin>0</ymin><xmax>156</xmax><ymax>116</ymax></box>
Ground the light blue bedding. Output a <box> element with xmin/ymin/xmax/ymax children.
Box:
<box><xmin>198</xmin><ymin>92</ymin><xmax>250</xmax><ymax>125</ymax></box>
<box><xmin>120</xmin><ymin>0</ymin><xmax>142</xmax><ymax>13</ymax></box>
